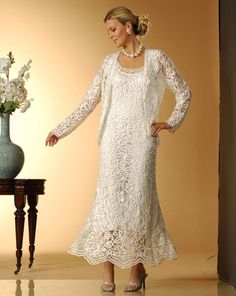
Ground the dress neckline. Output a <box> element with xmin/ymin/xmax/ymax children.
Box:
<box><xmin>116</xmin><ymin>48</ymin><xmax>146</xmax><ymax>72</ymax></box>
<box><xmin>117</xmin><ymin>61</ymin><xmax>144</xmax><ymax>74</ymax></box>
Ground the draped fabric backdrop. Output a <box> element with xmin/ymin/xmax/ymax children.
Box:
<box><xmin>0</xmin><ymin>0</ymin><xmax>219</xmax><ymax>256</ymax></box>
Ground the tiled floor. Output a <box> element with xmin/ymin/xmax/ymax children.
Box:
<box><xmin>0</xmin><ymin>252</ymin><xmax>235</xmax><ymax>295</ymax></box>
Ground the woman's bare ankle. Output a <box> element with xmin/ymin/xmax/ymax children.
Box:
<box><xmin>131</xmin><ymin>263</ymin><xmax>143</xmax><ymax>271</ymax></box>
<box><xmin>104</xmin><ymin>261</ymin><xmax>114</xmax><ymax>269</ymax></box>
<box><xmin>103</xmin><ymin>261</ymin><xmax>115</xmax><ymax>282</ymax></box>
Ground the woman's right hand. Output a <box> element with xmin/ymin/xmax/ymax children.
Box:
<box><xmin>45</xmin><ymin>132</ymin><xmax>59</xmax><ymax>147</ymax></box>
<box><xmin>150</xmin><ymin>121</ymin><xmax>171</xmax><ymax>137</ymax></box>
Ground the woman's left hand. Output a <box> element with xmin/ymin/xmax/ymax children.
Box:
<box><xmin>45</xmin><ymin>132</ymin><xmax>59</xmax><ymax>147</ymax></box>
<box><xmin>150</xmin><ymin>121</ymin><xmax>171</xmax><ymax>137</ymax></box>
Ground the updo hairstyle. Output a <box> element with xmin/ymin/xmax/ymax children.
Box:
<box><xmin>104</xmin><ymin>6</ymin><xmax>150</xmax><ymax>36</ymax></box>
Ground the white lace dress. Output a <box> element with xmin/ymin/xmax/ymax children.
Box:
<box><xmin>67</xmin><ymin>60</ymin><xmax>179</xmax><ymax>268</ymax></box>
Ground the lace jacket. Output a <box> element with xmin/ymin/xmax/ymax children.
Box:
<box><xmin>52</xmin><ymin>48</ymin><xmax>191</xmax><ymax>145</ymax></box>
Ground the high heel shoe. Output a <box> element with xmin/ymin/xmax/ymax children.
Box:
<box><xmin>101</xmin><ymin>281</ymin><xmax>115</xmax><ymax>292</ymax></box>
<box><xmin>124</xmin><ymin>268</ymin><xmax>148</xmax><ymax>292</ymax></box>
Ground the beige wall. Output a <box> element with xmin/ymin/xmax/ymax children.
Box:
<box><xmin>0</xmin><ymin>0</ymin><xmax>219</xmax><ymax>256</ymax></box>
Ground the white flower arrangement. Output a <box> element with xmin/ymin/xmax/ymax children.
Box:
<box><xmin>0</xmin><ymin>52</ymin><xmax>32</xmax><ymax>114</ymax></box>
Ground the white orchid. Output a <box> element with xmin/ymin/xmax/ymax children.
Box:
<box><xmin>20</xmin><ymin>99</ymin><xmax>32</xmax><ymax>113</ymax></box>
<box><xmin>0</xmin><ymin>58</ymin><xmax>11</xmax><ymax>74</ymax></box>
<box><xmin>0</xmin><ymin>76</ymin><xmax>6</xmax><ymax>84</ymax></box>
<box><xmin>0</xmin><ymin>52</ymin><xmax>32</xmax><ymax>114</ymax></box>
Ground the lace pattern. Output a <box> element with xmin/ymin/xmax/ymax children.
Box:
<box><xmin>158</xmin><ymin>50</ymin><xmax>191</xmax><ymax>132</ymax></box>
<box><xmin>67</xmin><ymin>61</ymin><xmax>179</xmax><ymax>268</ymax></box>
<box><xmin>52</xmin><ymin>54</ymin><xmax>111</xmax><ymax>138</ymax></box>
<box><xmin>51</xmin><ymin>49</ymin><xmax>191</xmax><ymax>268</ymax></box>
<box><xmin>52</xmin><ymin>49</ymin><xmax>191</xmax><ymax>139</ymax></box>
<box><xmin>68</xmin><ymin>228</ymin><xmax>178</xmax><ymax>268</ymax></box>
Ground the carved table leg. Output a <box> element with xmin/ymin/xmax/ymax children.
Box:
<box><xmin>27</xmin><ymin>194</ymin><xmax>38</xmax><ymax>268</ymax></box>
<box><xmin>14</xmin><ymin>194</ymin><xmax>26</xmax><ymax>274</ymax></box>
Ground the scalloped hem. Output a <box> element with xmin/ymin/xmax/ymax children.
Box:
<box><xmin>67</xmin><ymin>249</ymin><xmax>179</xmax><ymax>269</ymax></box>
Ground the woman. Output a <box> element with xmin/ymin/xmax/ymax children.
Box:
<box><xmin>46</xmin><ymin>6</ymin><xmax>191</xmax><ymax>293</ymax></box>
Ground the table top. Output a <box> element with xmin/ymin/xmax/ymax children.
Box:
<box><xmin>0</xmin><ymin>179</ymin><xmax>46</xmax><ymax>181</ymax></box>
<box><xmin>0</xmin><ymin>179</ymin><xmax>46</xmax><ymax>195</ymax></box>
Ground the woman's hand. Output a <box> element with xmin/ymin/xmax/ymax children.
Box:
<box><xmin>45</xmin><ymin>132</ymin><xmax>59</xmax><ymax>147</ymax></box>
<box><xmin>150</xmin><ymin>121</ymin><xmax>171</xmax><ymax>137</ymax></box>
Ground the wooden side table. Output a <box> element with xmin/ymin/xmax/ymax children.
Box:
<box><xmin>0</xmin><ymin>179</ymin><xmax>46</xmax><ymax>274</ymax></box>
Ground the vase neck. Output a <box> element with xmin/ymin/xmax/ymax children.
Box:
<box><xmin>0</xmin><ymin>113</ymin><xmax>11</xmax><ymax>142</ymax></box>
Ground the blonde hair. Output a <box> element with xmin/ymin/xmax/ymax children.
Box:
<box><xmin>104</xmin><ymin>6</ymin><xmax>149</xmax><ymax>36</ymax></box>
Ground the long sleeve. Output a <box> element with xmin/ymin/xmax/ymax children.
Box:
<box><xmin>51</xmin><ymin>55</ymin><xmax>110</xmax><ymax>139</ymax></box>
<box><xmin>159</xmin><ymin>50</ymin><xmax>191</xmax><ymax>133</ymax></box>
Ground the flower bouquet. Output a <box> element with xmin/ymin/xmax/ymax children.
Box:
<box><xmin>0</xmin><ymin>52</ymin><xmax>32</xmax><ymax>179</ymax></box>
<box><xmin>0</xmin><ymin>52</ymin><xmax>32</xmax><ymax>114</ymax></box>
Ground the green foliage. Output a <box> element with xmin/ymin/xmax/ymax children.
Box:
<box><xmin>0</xmin><ymin>101</ymin><xmax>18</xmax><ymax>114</ymax></box>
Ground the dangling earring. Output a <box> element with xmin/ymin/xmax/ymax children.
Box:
<box><xmin>127</xmin><ymin>28</ymin><xmax>131</xmax><ymax>35</ymax></box>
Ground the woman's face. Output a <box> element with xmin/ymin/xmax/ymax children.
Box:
<box><xmin>105</xmin><ymin>18</ymin><xmax>131</xmax><ymax>47</ymax></box>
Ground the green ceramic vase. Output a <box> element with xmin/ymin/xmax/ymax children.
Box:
<box><xmin>0</xmin><ymin>113</ymin><xmax>24</xmax><ymax>179</ymax></box>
